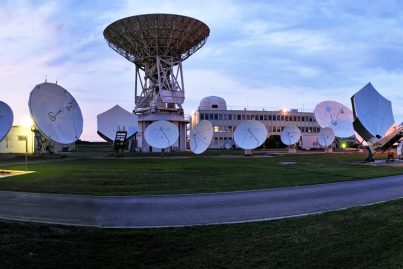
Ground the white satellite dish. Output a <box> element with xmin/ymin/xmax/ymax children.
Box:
<box><xmin>144</xmin><ymin>120</ymin><xmax>179</xmax><ymax>149</ymax></box>
<box><xmin>97</xmin><ymin>105</ymin><xmax>138</xmax><ymax>143</ymax></box>
<box><xmin>351</xmin><ymin>83</ymin><xmax>395</xmax><ymax>141</ymax></box>
<box><xmin>397</xmin><ymin>141</ymin><xmax>403</xmax><ymax>156</ymax></box>
<box><xmin>317</xmin><ymin>127</ymin><xmax>335</xmax><ymax>147</ymax></box>
<box><xmin>224</xmin><ymin>142</ymin><xmax>232</xmax><ymax>150</ymax></box>
<box><xmin>314</xmin><ymin>101</ymin><xmax>354</xmax><ymax>138</ymax></box>
<box><xmin>234</xmin><ymin>120</ymin><xmax>267</xmax><ymax>150</ymax></box>
<box><xmin>28</xmin><ymin>82</ymin><xmax>83</xmax><ymax>144</ymax></box>
<box><xmin>189</xmin><ymin>120</ymin><xmax>213</xmax><ymax>154</ymax></box>
<box><xmin>0</xmin><ymin>101</ymin><xmax>13</xmax><ymax>142</ymax></box>
<box><xmin>280</xmin><ymin>126</ymin><xmax>301</xmax><ymax>145</ymax></box>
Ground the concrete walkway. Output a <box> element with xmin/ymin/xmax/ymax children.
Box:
<box><xmin>1</xmin><ymin>174</ymin><xmax>403</xmax><ymax>228</ymax></box>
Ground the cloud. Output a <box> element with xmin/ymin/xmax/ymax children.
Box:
<box><xmin>1</xmin><ymin>0</ymin><xmax>402</xmax><ymax>141</ymax></box>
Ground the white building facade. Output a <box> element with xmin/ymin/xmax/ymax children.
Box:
<box><xmin>192</xmin><ymin>96</ymin><xmax>321</xmax><ymax>149</ymax></box>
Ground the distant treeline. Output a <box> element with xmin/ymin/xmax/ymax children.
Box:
<box><xmin>75</xmin><ymin>140</ymin><xmax>109</xmax><ymax>145</ymax></box>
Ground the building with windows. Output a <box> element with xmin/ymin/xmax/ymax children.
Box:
<box><xmin>191</xmin><ymin>96</ymin><xmax>321</xmax><ymax>149</ymax></box>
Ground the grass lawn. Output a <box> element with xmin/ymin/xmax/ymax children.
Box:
<box><xmin>0</xmin><ymin>152</ymin><xmax>402</xmax><ymax>195</ymax></box>
<box><xmin>1</xmin><ymin>198</ymin><xmax>403</xmax><ymax>269</ymax></box>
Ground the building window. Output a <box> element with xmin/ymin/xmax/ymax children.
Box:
<box><xmin>214</xmin><ymin>114</ymin><xmax>218</xmax><ymax>120</ymax></box>
<box><xmin>269</xmin><ymin>115</ymin><xmax>272</xmax><ymax>121</ymax></box>
<box><xmin>247</xmin><ymin>115</ymin><xmax>251</xmax><ymax>120</ymax></box>
<box><xmin>218</xmin><ymin>114</ymin><xmax>222</xmax><ymax>120</ymax></box>
<box><xmin>228</xmin><ymin>114</ymin><xmax>232</xmax><ymax>120</ymax></box>
<box><xmin>237</xmin><ymin>114</ymin><xmax>241</xmax><ymax>120</ymax></box>
<box><xmin>223</xmin><ymin>114</ymin><xmax>227</xmax><ymax>120</ymax></box>
<box><xmin>212</xmin><ymin>104</ymin><xmax>218</xmax><ymax>109</ymax></box>
<box><xmin>214</xmin><ymin>126</ymin><xmax>219</xmax><ymax>132</ymax></box>
<box><xmin>200</xmin><ymin>113</ymin><xmax>205</xmax><ymax>120</ymax></box>
<box><xmin>264</xmin><ymin>115</ymin><xmax>268</xmax><ymax>121</ymax></box>
<box><xmin>277</xmin><ymin>115</ymin><xmax>281</xmax><ymax>121</ymax></box>
<box><xmin>242</xmin><ymin>114</ymin><xmax>246</xmax><ymax>120</ymax></box>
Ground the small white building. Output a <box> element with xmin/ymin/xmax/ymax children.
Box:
<box><xmin>0</xmin><ymin>126</ymin><xmax>75</xmax><ymax>154</ymax></box>
<box><xmin>0</xmin><ymin>126</ymin><xmax>35</xmax><ymax>153</ymax></box>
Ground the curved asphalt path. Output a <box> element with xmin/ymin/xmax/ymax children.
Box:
<box><xmin>1</xmin><ymin>174</ymin><xmax>403</xmax><ymax>228</ymax></box>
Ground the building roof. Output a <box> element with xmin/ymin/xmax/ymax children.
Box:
<box><xmin>199</xmin><ymin>96</ymin><xmax>227</xmax><ymax>110</ymax></box>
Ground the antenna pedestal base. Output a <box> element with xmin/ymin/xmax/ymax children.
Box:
<box><xmin>288</xmin><ymin>148</ymin><xmax>297</xmax><ymax>154</ymax></box>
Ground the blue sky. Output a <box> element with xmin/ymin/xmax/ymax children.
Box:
<box><xmin>1</xmin><ymin>0</ymin><xmax>402</xmax><ymax>141</ymax></box>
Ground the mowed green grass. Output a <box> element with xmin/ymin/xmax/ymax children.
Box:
<box><xmin>0</xmin><ymin>152</ymin><xmax>402</xmax><ymax>195</ymax></box>
<box><xmin>2</xmin><ymin>198</ymin><xmax>403</xmax><ymax>269</ymax></box>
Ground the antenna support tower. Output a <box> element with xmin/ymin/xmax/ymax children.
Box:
<box><xmin>104</xmin><ymin>14</ymin><xmax>210</xmax><ymax>152</ymax></box>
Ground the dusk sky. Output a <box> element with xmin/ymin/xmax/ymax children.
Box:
<box><xmin>1</xmin><ymin>0</ymin><xmax>402</xmax><ymax>141</ymax></box>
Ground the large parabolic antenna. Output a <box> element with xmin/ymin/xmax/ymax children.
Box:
<box><xmin>189</xmin><ymin>120</ymin><xmax>213</xmax><ymax>154</ymax></box>
<box><xmin>314</xmin><ymin>101</ymin><xmax>354</xmax><ymax>138</ymax></box>
<box><xmin>144</xmin><ymin>120</ymin><xmax>179</xmax><ymax>149</ymax></box>
<box><xmin>351</xmin><ymin>83</ymin><xmax>395</xmax><ymax>141</ymax></box>
<box><xmin>234</xmin><ymin>120</ymin><xmax>267</xmax><ymax>150</ymax></box>
<box><xmin>29</xmin><ymin>82</ymin><xmax>83</xmax><ymax>144</ymax></box>
<box><xmin>280</xmin><ymin>126</ymin><xmax>301</xmax><ymax>146</ymax></box>
<box><xmin>317</xmin><ymin>127</ymin><xmax>335</xmax><ymax>147</ymax></box>
<box><xmin>97</xmin><ymin>105</ymin><xmax>138</xmax><ymax>144</ymax></box>
<box><xmin>0</xmin><ymin>101</ymin><xmax>13</xmax><ymax>142</ymax></box>
<box><xmin>104</xmin><ymin>14</ymin><xmax>209</xmax><ymax>152</ymax></box>
<box><xmin>104</xmin><ymin>14</ymin><xmax>209</xmax><ymax>114</ymax></box>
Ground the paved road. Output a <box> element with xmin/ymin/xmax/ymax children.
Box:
<box><xmin>1</xmin><ymin>174</ymin><xmax>403</xmax><ymax>228</ymax></box>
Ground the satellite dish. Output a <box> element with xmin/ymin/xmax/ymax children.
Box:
<box><xmin>234</xmin><ymin>120</ymin><xmax>267</xmax><ymax>150</ymax></box>
<box><xmin>314</xmin><ymin>101</ymin><xmax>354</xmax><ymax>138</ymax></box>
<box><xmin>189</xmin><ymin>120</ymin><xmax>213</xmax><ymax>154</ymax></box>
<box><xmin>280</xmin><ymin>126</ymin><xmax>301</xmax><ymax>146</ymax></box>
<box><xmin>0</xmin><ymin>101</ymin><xmax>13</xmax><ymax>142</ymax></box>
<box><xmin>28</xmin><ymin>82</ymin><xmax>83</xmax><ymax>144</ymax></box>
<box><xmin>144</xmin><ymin>120</ymin><xmax>179</xmax><ymax>149</ymax></box>
<box><xmin>97</xmin><ymin>105</ymin><xmax>138</xmax><ymax>143</ymax></box>
<box><xmin>351</xmin><ymin>83</ymin><xmax>395</xmax><ymax>141</ymax></box>
<box><xmin>397</xmin><ymin>141</ymin><xmax>403</xmax><ymax>156</ymax></box>
<box><xmin>224</xmin><ymin>142</ymin><xmax>232</xmax><ymax>150</ymax></box>
<box><xmin>317</xmin><ymin>127</ymin><xmax>335</xmax><ymax>147</ymax></box>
